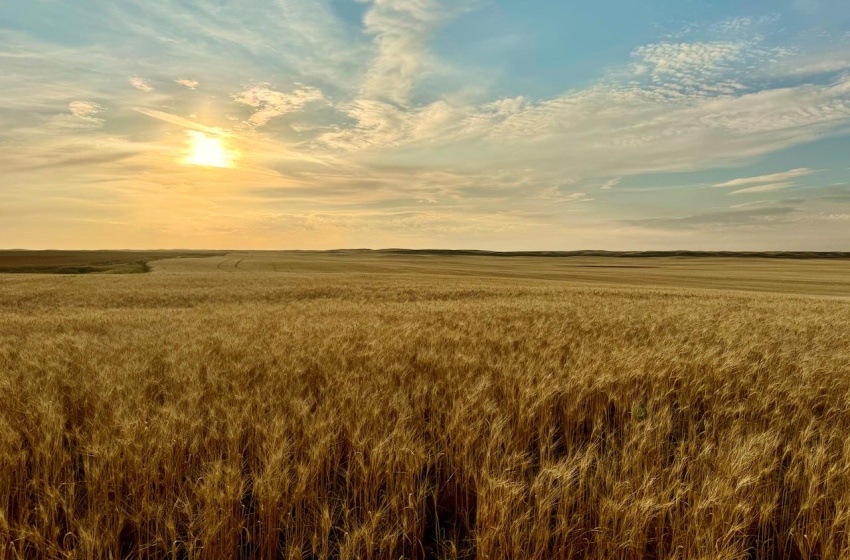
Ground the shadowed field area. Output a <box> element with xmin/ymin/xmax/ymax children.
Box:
<box><xmin>1</xmin><ymin>256</ymin><xmax>849</xmax><ymax>559</ymax></box>
<box><xmin>0</xmin><ymin>251</ymin><xmax>225</xmax><ymax>274</ymax></box>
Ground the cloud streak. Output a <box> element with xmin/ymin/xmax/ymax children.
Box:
<box><xmin>135</xmin><ymin>108</ymin><xmax>230</xmax><ymax>135</ymax></box>
<box><xmin>729</xmin><ymin>182</ymin><xmax>795</xmax><ymax>195</ymax></box>
<box><xmin>714</xmin><ymin>168</ymin><xmax>813</xmax><ymax>196</ymax></box>
<box><xmin>715</xmin><ymin>168</ymin><xmax>812</xmax><ymax>188</ymax></box>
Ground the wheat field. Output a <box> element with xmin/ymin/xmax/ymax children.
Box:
<box><xmin>2</xmin><ymin>253</ymin><xmax>850</xmax><ymax>559</ymax></box>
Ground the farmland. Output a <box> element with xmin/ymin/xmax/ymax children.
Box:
<box><xmin>1</xmin><ymin>252</ymin><xmax>849</xmax><ymax>559</ymax></box>
<box><xmin>0</xmin><ymin>251</ymin><xmax>225</xmax><ymax>275</ymax></box>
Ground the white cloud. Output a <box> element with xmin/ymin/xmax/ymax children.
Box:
<box><xmin>696</xmin><ymin>84</ymin><xmax>850</xmax><ymax>134</ymax></box>
<box><xmin>317</xmin><ymin>58</ymin><xmax>850</xmax><ymax>191</ymax></box>
<box><xmin>715</xmin><ymin>168</ymin><xmax>812</xmax><ymax>188</ymax></box>
<box><xmin>631</xmin><ymin>41</ymin><xmax>750</xmax><ymax>98</ymax></box>
<box><xmin>359</xmin><ymin>0</ymin><xmax>464</xmax><ymax>105</ymax></box>
<box><xmin>176</xmin><ymin>79</ymin><xmax>198</xmax><ymax>89</ymax></box>
<box><xmin>783</xmin><ymin>59</ymin><xmax>850</xmax><ymax>77</ymax></box>
<box><xmin>232</xmin><ymin>84</ymin><xmax>323</xmax><ymax>127</ymax></box>
<box><xmin>601</xmin><ymin>178</ymin><xmax>621</xmax><ymax>191</ymax></box>
<box><xmin>318</xmin><ymin>74</ymin><xmax>850</xmax><ymax>192</ymax></box>
<box><xmin>129</xmin><ymin>76</ymin><xmax>154</xmax><ymax>92</ymax></box>
<box><xmin>320</xmin><ymin>98</ymin><xmax>472</xmax><ymax>151</ymax></box>
<box><xmin>635</xmin><ymin>41</ymin><xmax>743</xmax><ymax>76</ymax></box>
<box><xmin>68</xmin><ymin>101</ymin><xmax>104</xmax><ymax>125</ymax></box>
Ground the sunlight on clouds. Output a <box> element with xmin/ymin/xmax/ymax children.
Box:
<box><xmin>136</xmin><ymin>108</ymin><xmax>231</xmax><ymax>136</ymax></box>
<box><xmin>3</xmin><ymin>1</ymin><xmax>850</xmax><ymax>250</ymax></box>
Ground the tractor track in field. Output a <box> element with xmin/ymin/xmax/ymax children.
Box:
<box><xmin>213</xmin><ymin>256</ymin><xmax>247</xmax><ymax>273</ymax></box>
<box><xmin>216</xmin><ymin>258</ymin><xmax>233</xmax><ymax>273</ymax></box>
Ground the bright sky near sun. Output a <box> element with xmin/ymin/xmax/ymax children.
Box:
<box><xmin>1</xmin><ymin>0</ymin><xmax>850</xmax><ymax>250</ymax></box>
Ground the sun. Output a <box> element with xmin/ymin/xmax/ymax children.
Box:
<box><xmin>185</xmin><ymin>131</ymin><xmax>233</xmax><ymax>168</ymax></box>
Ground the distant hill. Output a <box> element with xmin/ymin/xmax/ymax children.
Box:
<box><xmin>310</xmin><ymin>249</ymin><xmax>850</xmax><ymax>259</ymax></box>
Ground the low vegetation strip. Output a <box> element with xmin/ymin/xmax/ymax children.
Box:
<box><xmin>1</xmin><ymin>271</ymin><xmax>849</xmax><ymax>559</ymax></box>
<box><xmin>0</xmin><ymin>250</ymin><xmax>226</xmax><ymax>274</ymax></box>
<box><xmin>152</xmin><ymin>253</ymin><xmax>850</xmax><ymax>297</ymax></box>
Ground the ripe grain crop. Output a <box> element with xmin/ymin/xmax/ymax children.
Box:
<box><xmin>1</xmin><ymin>258</ymin><xmax>849</xmax><ymax>559</ymax></box>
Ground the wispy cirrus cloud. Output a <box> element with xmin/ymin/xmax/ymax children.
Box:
<box><xmin>729</xmin><ymin>182</ymin><xmax>795</xmax><ymax>195</ymax></box>
<box><xmin>176</xmin><ymin>79</ymin><xmax>198</xmax><ymax>89</ymax></box>
<box><xmin>714</xmin><ymin>168</ymin><xmax>812</xmax><ymax>195</ymax></box>
<box><xmin>714</xmin><ymin>168</ymin><xmax>813</xmax><ymax>188</ymax></box>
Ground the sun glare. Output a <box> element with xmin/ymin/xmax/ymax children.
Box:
<box><xmin>185</xmin><ymin>131</ymin><xmax>232</xmax><ymax>168</ymax></box>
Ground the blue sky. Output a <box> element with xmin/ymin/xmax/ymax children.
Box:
<box><xmin>1</xmin><ymin>0</ymin><xmax>849</xmax><ymax>249</ymax></box>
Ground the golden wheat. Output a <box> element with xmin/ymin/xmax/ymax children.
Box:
<box><xmin>1</xmin><ymin>260</ymin><xmax>849</xmax><ymax>559</ymax></box>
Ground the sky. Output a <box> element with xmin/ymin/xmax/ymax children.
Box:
<box><xmin>1</xmin><ymin>0</ymin><xmax>850</xmax><ymax>250</ymax></box>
